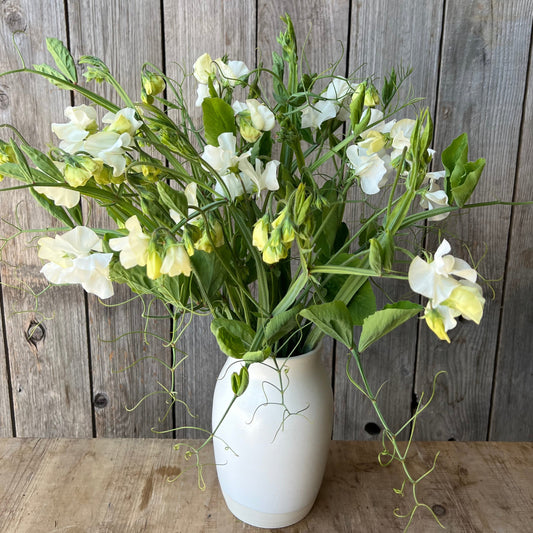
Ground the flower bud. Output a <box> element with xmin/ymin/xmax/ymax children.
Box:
<box><xmin>64</xmin><ymin>156</ymin><xmax>103</xmax><ymax>187</ymax></box>
<box><xmin>252</xmin><ymin>215</ymin><xmax>270</xmax><ymax>252</ymax></box>
<box><xmin>146</xmin><ymin>243</ymin><xmax>162</xmax><ymax>280</ymax></box>
<box><xmin>239</xmin><ymin>118</ymin><xmax>262</xmax><ymax>144</ymax></box>
<box><xmin>142</xmin><ymin>72</ymin><xmax>165</xmax><ymax>97</ymax></box>
<box><xmin>424</xmin><ymin>305</ymin><xmax>450</xmax><ymax>343</ymax></box>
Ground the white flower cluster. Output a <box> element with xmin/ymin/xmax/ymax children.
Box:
<box><xmin>408</xmin><ymin>239</ymin><xmax>485</xmax><ymax>342</ymax></box>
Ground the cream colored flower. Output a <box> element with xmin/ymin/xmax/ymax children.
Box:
<box><xmin>109</xmin><ymin>215</ymin><xmax>150</xmax><ymax>268</ymax></box>
<box><xmin>52</xmin><ymin>104</ymin><xmax>97</xmax><ymax>153</ymax></box>
<box><xmin>38</xmin><ymin>226</ymin><xmax>113</xmax><ymax>299</ymax></box>
<box><xmin>160</xmin><ymin>244</ymin><xmax>192</xmax><ymax>277</ymax></box>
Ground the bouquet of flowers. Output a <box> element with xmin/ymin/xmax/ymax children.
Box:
<box><xmin>0</xmin><ymin>14</ymin><xmax>487</xmax><ymax>528</ymax></box>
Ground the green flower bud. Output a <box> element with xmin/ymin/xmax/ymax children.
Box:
<box><xmin>252</xmin><ymin>215</ymin><xmax>270</xmax><ymax>252</ymax></box>
<box><xmin>146</xmin><ymin>242</ymin><xmax>163</xmax><ymax>280</ymax></box>
<box><xmin>64</xmin><ymin>156</ymin><xmax>103</xmax><ymax>187</ymax></box>
<box><xmin>142</xmin><ymin>72</ymin><xmax>165</xmax><ymax>97</ymax></box>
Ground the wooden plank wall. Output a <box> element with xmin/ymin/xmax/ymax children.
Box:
<box><xmin>0</xmin><ymin>0</ymin><xmax>531</xmax><ymax>442</ymax></box>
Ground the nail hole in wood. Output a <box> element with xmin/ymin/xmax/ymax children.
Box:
<box><xmin>364</xmin><ymin>422</ymin><xmax>381</xmax><ymax>435</ymax></box>
<box><xmin>94</xmin><ymin>393</ymin><xmax>109</xmax><ymax>409</ymax></box>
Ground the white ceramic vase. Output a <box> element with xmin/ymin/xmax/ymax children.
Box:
<box><xmin>212</xmin><ymin>342</ymin><xmax>333</xmax><ymax>528</ymax></box>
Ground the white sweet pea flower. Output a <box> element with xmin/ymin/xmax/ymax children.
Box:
<box><xmin>214</xmin><ymin>172</ymin><xmax>255</xmax><ymax>200</ymax></box>
<box><xmin>34</xmin><ymin>186</ymin><xmax>80</xmax><ymax>208</ymax></box>
<box><xmin>109</xmin><ymin>215</ymin><xmax>150</xmax><ymax>268</ymax></box>
<box><xmin>160</xmin><ymin>244</ymin><xmax>192</xmax><ymax>277</ymax></box>
<box><xmin>38</xmin><ymin>226</ymin><xmax>113</xmax><ymax>299</ymax></box>
<box><xmin>420</xmin><ymin>171</ymin><xmax>450</xmax><ymax>221</ymax></box>
<box><xmin>409</xmin><ymin>240</ymin><xmax>485</xmax><ymax>341</ymax></box>
<box><xmin>195</xmin><ymin>82</ymin><xmax>217</xmax><ymax>107</ymax></box>
<box><xmin>301</xmin><ymin>77</ymin><xmax>352</xmax><ymax>129</ymax></box>
<box><xmin>301</xmin><ymin>99</ymin><xmax>338</xmax><ymax>129</ymax></box>
<box><xmin>84</xmin><ymin>131</ymin><xmax>131</xmax><ymax>176</ymax></box>
<box><xmin>193</xmin><ymin>53</ymin><xmax>213</xmax><ymax>84</ymax></box>
<box><xmin>238</xmin><ymin>158</ymin><xmax>280</xmax><ymax>194</ymax></box>
<box><xmin>227</xmin><ymin>60</ymin><xmax>250</xmax><ymax>82</ymax></box>
<box><xmin>346</xmin><ymin>144</ymin><xmax>388</xmax><ymax>195</ymax></box>
<box><xmin>245</xmin><ymin>99</ymin><xmax>275</xmax><ymax>131</ymax></box>
<box><xmin>390</xmin><ymin>119</ymin><xmax>416</xmax><ymax>159</ymax></box>
<box><xmin>102</xmin><ymin>108</ymin><xmax>143</xmax><ymax>137</ymax></box>
<box><xmin>51</xmin><ymin>105</ymin><xmax>97</xmax><ymax>153</ymax></box>
<box><xmin>408</xmin><ymin>239</ymin><xmax>479</xmax><ymax>307</ymax></box>
<box><xmin>201</xmin><ymin>132</ymin><xmax>250</xmax><ymax>175</ymax></box>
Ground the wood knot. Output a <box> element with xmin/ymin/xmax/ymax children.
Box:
<box><xmin>93</xmin><ymin>392</ymin><xmax>109</xmax><ymax>409</ymax></box>
<box><xmin>26</xmin><ymin>320</ymin><xmax>45</xmax><ymax>347</ymax></box>
<box><xmin>0</xmin><ymin>86</ymin><xmax>9</xmax><ymax>110</ymax></box>
<box><xmin>4</xmin><ymin>7</ymin><xmax>25</xmax><ymax>32</ymax></box>
<box><xmin>431</xmin><ymin>504</ymin><xmax>446</xmax><ymax>517</ymax></box>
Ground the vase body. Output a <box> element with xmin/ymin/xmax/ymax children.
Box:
<box><xmin>212</xmin><ymin>342</ymin><xmax>333</xmax><ymax>528</ymax></box>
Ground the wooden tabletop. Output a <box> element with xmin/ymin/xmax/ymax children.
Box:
<box><xmin>0</xmin><ymin>438</ymin><xmax>532</xmax><ymax>532</ymax></box>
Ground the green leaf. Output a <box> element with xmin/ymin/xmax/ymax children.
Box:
<box><xmin>369</xmin><ymin>238</ymin><xmax>382</xmax><ymax>274</ymax></box>
<box><xmin>46</xmin><ymin>38</ymin><xmax>77</xmax><ymax>83</ymax></box>
<box><xmin>348</xmin><ymin>280</ymin><xmax>376</xmax><ymax>326</ymax></box>
<box><xmin>109</xmin><ymin>261</ymin><xmax>155</xmax><ymax>295</ymax></box>
<box><xmin>300</xmin><ymin>301</ymin><xmax>353</xmax><ymax>348</ymax></box>
<box><xmin>21</xmin><ymin>145</ymin><xmax>63</xmax><ymax>181</ymax></box>
<box><xmin>210</xmin><ymin>318</ymin><xmax>254</xmax><ymax>359</ymax></box>
<box><xmin>29</xmin><ymin>188</ymin><xmax>76</xmax><ymax>228</ymax></box>
<box><xmin>243</xmin><ymin>346</ymin><xmax>271</xmax><ymax>363</ymax></box>
<box><xmin>358</xmin><ymin>301</ymin><xmax>422</xmax><ymax>353</ymax></box>
<box><xmin>33</xmin><ymin>64</ymin><xmax>72</xmax><ymax>89</ymax></box>
<box><xmin>442</xmin><ymin>133</ymin><xmax>485</xmax><ymax>207</ymax></box>
<box><xmin>190</xmin><ymin>250</ymin><xmax>226</xmax><ymax>300</ymax></box>
<box><xmin>201</xmin><ymin>97</ymin><xmax>236</xmax><ymax>146</ymax></box>
<box><xmin>451</xmin><ymin>158</ymin><xmax>485</xmax><ymax>207</ymax></box>
<box><xmin>156</xmin><ymin>181</ymin><xmax>188</xmax><ymax>218</ymax></box>
<box><xmin>264</xmin><ymin>305</ymin><xmax>302</xmax><ymax>344</ymax></box>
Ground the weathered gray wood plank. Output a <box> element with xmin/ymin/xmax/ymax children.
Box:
<box><xmin>335</xmin><ymin>0</ymin><xmax>445</xmax><ymax>440</ymax></box>
<box><xmin>67</xmin><ymin>0</ymin><xmax>172</xmax><ymax>437</ymax></box>
<box><xmin>0</xmin><ymin>0</ymin><xmax>93</xmax><ymax>437</ymax></box>
<box><xmin>489</xmin><ymin>36</ymin><xmax>533</xmax><ymax>440</ymax></box>
<box><xmin>0</xmin><ymin>310</ymin><xmax>12</xmax><ymax>436</ymax></box>
<box><xmin>163</xmin><ymin>0</ymin><xmax>257</xmax><ymax>437</ymax></box>
<box><xmin>415</xmin><ymin>0</ymin><xmax>533</xmax><ymax>440</ymax></box>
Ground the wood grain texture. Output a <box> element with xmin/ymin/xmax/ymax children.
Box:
<box><xmin>66</xmin><ymin>0</ymin><xmax>172</xmax><ymax>438</ymax></box>
<box><xmin>0</xmin><ymin>313</ymin><xmax>12</xmax><ymax>436</ymax></box>
<box><xmin>414</xmin><ymin>0</ymin><xmax>533</xmax><ymax>441</ymax></box>
<box><xmin>0</xmin><ymin>438</ymin><xmax>532</xmax><ymax>532</ymax></box>
<box><xmin>334</xmin><ymin>0</ymin><xmax>445</xmax><ymax>441</ymax></box>
<box><xmin>489</xmin><ymin>29</ymin><xmax>533</xmax><ymax>440</ymax></box>
<box><xmin>0</xmin><ymin>0</ymin><xmax>93</xmax><ymax>437</ymax></box>
<box><xmin>163</xmin><ymin>0</ymin><xmax>257</xmax><ymax>437</ymax></box>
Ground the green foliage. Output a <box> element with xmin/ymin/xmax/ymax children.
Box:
<box><xmin>358</xmin><ymin>301</ymin><xmax>423</xmax><ymax>353</ymax></box>
<box><xmin>442</xmin><ymin>133</ymin><xmax>486</xmax><ymax>207</ymax></box>
<box><xmin>300</xmin><ymin>301</ymin><xmax>353</xmax><ymax>348</ymax></box>
<box><xmin>201</xmin><ymin>97</ymin><xmax>236</xmax><ymax>146</ymax></box>
<box><xmin>45</xmin><ymin>37</ymin><xmax>77</xmax><ymax>83</ymax></box>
